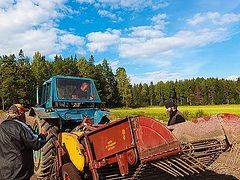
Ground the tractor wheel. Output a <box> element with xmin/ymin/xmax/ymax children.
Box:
<box><xmin>62</xmin><ymin>162</ymin><xmax>81</xmax><ymax>180</ymax></box>
<box><xmin>33</xmin><ymin>117</ymin><xmax>59</xmax><ymax>179</ymax></box>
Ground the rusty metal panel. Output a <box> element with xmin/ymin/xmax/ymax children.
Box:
<box><xmin>133</xmin><ymin>116</ymin><xmax>181</xmax><ymax>161</ymax></box>
<box><xmin>87</xmin><ymin>118</ymin><xmax>134</xmax><ymax>160</ymax></box>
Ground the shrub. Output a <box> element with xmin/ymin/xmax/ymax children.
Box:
<box><xmin>195</xmin><ymin>109</ymin><xmax>206</xmax><ymax>118</ymax></box>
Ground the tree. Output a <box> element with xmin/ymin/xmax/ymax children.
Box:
<box><xmin>51</xmin><ymin>55</ymin><xmax>79</xmax><ymax>76</ymax></box>
<box><xmin>0</xmin><ymin>55</ymin><xmax>18</xmax><ymax>109</ymax></box>
<box><xmin>142</xmin><ymin>83</ymin><xmax>150</xmax><ymax>106</ymax></box>
<box><xmin>149</xmin><ymin>82</ymin><xmax>156</xmax><ymax>106</ymax></box>
<box><xmin>76</xmin><ymin>57</ymin><xmax>97</xmax><ymax>79</ymax></box>
<box><xmin>32</xmin><ymin>52</ymin><xmax>50</xmax><ymax>87</ymax></box>
<box><xmin>116</xmin><ymin>67</ymin><xmax>132</xmax><ymax>107</ymax></box>
<box><xmin>16</xmin><ymin>51</ymin><xmax>35</xmax><ymax>106</ymax></box>
<box><xmin>96</xmin><ymin>59</ymin><xmax>120</xmax><ymax>107</ymax></box>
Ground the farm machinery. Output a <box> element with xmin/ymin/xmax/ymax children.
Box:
<box><xmin>29</xmin><ymin>75</ymin><xmax>239</xmax><ymax>179</ymax></box>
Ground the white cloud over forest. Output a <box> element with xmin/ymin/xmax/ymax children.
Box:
<box><xmin>0</xmin><ymin>0</ymin><xmax>84</xmax><ymax>56</ymax></box>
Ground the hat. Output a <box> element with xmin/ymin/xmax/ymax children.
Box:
<box><xmin>165</xmin><ymin>100</ymin><xmax>176</xmax><ymax>109</ymax></box>
<box><xmin>8</xmin><ymin>105</ymin><xmax>19</xmax><ymax>114</ymax></box>
<box><xmin>8</xmin><ymin>104</ymin><xmax>26</xmax><ymax>115</ymax></box>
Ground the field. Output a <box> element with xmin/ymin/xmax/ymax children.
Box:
<box><xmin>109</xmin><ymin>104</ymin><xmax>240</xmax><ymax>123</ymax></box>
<box><xmin>1</xmin><ymin>104</ymin><xmax>240</xmax><ymax>124</ymax></box>
<box><xmin>1</xmin><ymin>105</ymin><xmax>240</xmax><ymax>179</ymax></box>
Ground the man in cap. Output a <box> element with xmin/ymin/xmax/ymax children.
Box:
<box><xmin>0</xmin><ymin>104</ymin><xmax>48</xmax><ymax>180</ymax></box>
<box><xmin>165</xmin><ymin>100</ymin><xmax>186</xmax><ymax>126</ymax></box>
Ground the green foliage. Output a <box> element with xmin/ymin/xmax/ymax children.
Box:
<box><xmin>32</xmin><ymin>52</ymin><xmax>50</xmax><ymax>87</ymax></box>
<box><xmin>116</xmin><ymin>67</ymin><xmax>132</xmax><ymax>107</ymax></box>
<box><xmin>51</xmin><ymin>55</ymin><xmax>79</xmax><ymax>76</ymax></box>
<box><xmin>182</xmin><ymin>110</ymin><xmax>191</xmax><ymax>120</ymax></box>
<box><xmin>109</xmin><ymin>105</ymin><xmax>240</xmax><ymax>123</ymax></box>
<box><xmin>95</xmin><ymin>60</ymin><xmax>120</xmax><ymax>107</ymax></box>
<box><xmin>0</xmin><ymin>50</ymin><xmax>240</xmax><ymax>110</ymax></box>
<box><xmin>0</xmin><ymin>54</ymin><xmax>18</xmax><ymax>109</ymax></box>
<box><xmin>195</xmin><ymin>109</ymin><xmax>206</xmax><ymax>118</ymax></box>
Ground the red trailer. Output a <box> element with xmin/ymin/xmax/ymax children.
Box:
<box><xmin>81</xmin><ymin>116</ymin><xmax>219</xmax><ymax>179</ymax></box>
<box><xmin>54</xmin><ymin>115</ymin><xmax>227</xmax><ymax>180</ymax></box>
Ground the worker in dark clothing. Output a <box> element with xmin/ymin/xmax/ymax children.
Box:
<box><xmin>0</xmin><ymin>104</ymin><xmax>48</xmax><ymax>180</ymax></box>
<box><xmin>165</xmin><ymin>100</ymin><xmax>186</xmax><ymax>126</ymax></box>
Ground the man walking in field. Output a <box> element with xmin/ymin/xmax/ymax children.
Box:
<box><xmin>165</xmin><ymin>100</ymin><xmax>186</xmax><ymax>126</ymax></box>
<box><xmin>0</xmin><ymin>104</ymin><xmax>48</xmax><ymax>180</ymax></box>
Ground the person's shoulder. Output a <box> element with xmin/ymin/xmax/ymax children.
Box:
<box><xmin>176</xmin><ymin>113</ymin><xmax>186</xmax><ymax>122</ymax></box>
<box><xmin>0</xmin><ymin>118</ymin><xmax>23</xmax><ymax>134</ymax></box>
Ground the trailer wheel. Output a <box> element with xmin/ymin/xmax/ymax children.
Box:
<box><xmin>62</xmin><ymin>162</ymin><xmax>81</xmax><ymax>180</ymax></box>
<box><xmin>33</xmin><ymin>117</ymin><xmax>59</xmax><ymax>179</ymax></box>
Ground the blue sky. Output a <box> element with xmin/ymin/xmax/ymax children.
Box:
<box><xmin>0</xmin><ymin>0</ymin><xmax>240</xmax><ymax>83</ymax></box>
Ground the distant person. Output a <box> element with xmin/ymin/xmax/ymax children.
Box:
<box><xmin>0</xmin><ymin>104</ymin><xmax>48</xmax><ymax>180</ymax></box>
<box><xmin>165</xmin><ymin>100</ymin><xmax>186</xmax><ymax>126</ymax></box>
<box><xmin>72</xmin><ymin>81</ymin><xmax>93</xmax><ymax>100</ymax></box>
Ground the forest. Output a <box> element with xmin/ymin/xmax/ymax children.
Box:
<box><xmin>1</xmin><ymin>50</ymin><xmax>240</xmax><ymax>110</ymax></box>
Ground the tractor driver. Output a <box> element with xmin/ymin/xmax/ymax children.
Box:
<box><xmin>72</xmin><ymin>81</ymin><xmax>93</xmax><ymax>100</ymax></box>
<box><xmin>165</xmin><ymin>100</ymin><xmax>186</xmax><ymax>126</ymax></box>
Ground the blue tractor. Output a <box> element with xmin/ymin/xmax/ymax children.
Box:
<box><xmin>29</xmin><ymin>75</ymin><xmax>110</xmax><ymax>179</ymax></box>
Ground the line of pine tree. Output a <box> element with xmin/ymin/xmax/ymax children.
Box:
<box><xmin>1</xmin><ymin>50</ymin><xmax>240</xmax><ymax>109</ymax></box>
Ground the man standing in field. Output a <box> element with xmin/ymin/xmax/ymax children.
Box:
<box><xmin>165</xmin><ymin>100</ymin><xmax>186</xmax><ymax>126</ymax></box>
<box><xmin>0</xmin><ymin>104</ymin><xmax>48</xmax><ymax>180</ymax></box>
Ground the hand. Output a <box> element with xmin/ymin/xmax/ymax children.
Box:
<box><xmin>41</xmin><ymin>128</ymin><xmax>48</xmax><ymax>137</ymax></box>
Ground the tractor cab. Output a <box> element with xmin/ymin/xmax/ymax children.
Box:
<box><xmin>30</xmin><ymin>76</ymin><xmax>109</xmax><ymax>128</ymax></box>
<box><xmin>39</xmin><ymin>76</ymin><xmax>101</xmax><ymax>109</ymax></box>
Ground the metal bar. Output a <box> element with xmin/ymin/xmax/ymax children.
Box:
<box><xmin>193</xmin><ymin>151</ymin><xmax>221</xmax><ymax>158</ymax></box>
<box><xmin>165</xmin><ymin>160</ymin><xmax>189</xmax><ymax>176</ymax></box>
<box><xmin>182</xmin><ymin>154</ymin><xmax>206</xmax><ymax>170</ymax></box>
<box><xmin>160</xmin><ymin>161</ymin><xmax>185</xmax><ymax>177</ymax></box>
<box><xmin>191</xmin><ymin>144</ymin><xmax>222</xmax><ymax>151</ymax></box>
<box><xmin>174</xmin><ymin>157</ymin><xmax>200</xmax><ymax>173</ymax></box>
<box><xmin>131</xmin><ymin>164</ymin><xmax>144</xmax><ymax>180</ymax></box>
<box><xmin>170</xmin><ymin>158</ymin><xmax>195</xmax><ymax>174</ymax></box>
<box><xmin>151</xmin><ymin>162</ymin><xmax>179</xmax><ymax>177</ymax></box>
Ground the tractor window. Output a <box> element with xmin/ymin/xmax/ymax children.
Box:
<box><xmin>40</xmin><ymin>85</ymin><xmax>46</xmax><ymax>105</ymax></box>
<box><xmin>56</xmin><ymin>78</ymin><xmax>100</xmax><ymax>101</ymax></box>
<box><xmin>46</xmin><ymin>83</ymin><xmax>51</xmax><ymax>101</ymax></box>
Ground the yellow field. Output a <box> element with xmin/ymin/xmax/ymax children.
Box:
<box><xmin>109</xmin><ymin>104</ymin><xmax>240</xmax><ymax>123</ymax></box>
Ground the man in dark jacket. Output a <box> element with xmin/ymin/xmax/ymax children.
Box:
<box><xmin>165</xmin><ymin>100</ymin><xmax>186</xmax><ymax>126</ymax></box>
<box><xmin>0</xmin><ymin>104</ymin><xmax>48</xmax><ymax>180</ymax></box>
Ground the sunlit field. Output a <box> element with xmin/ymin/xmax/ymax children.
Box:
<box><xmin>109</xmin><ymin>104</ymin><xmax>240</xmax><ymax>123</ymax></box>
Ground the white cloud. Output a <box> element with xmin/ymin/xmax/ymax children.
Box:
<box><xmin>77</xmin><ymin>0</ymin><xmax>95</xmax><ymax>3</ymax></box>
<box><xmin>130</xmin><ymin>71</ymin><xmax>183</xmax><ymax>84</ymax></box>
<box><xmin>227</xmin><ymin>75</ymin><xmax>240</xmax><ymax>81</ymax></box>
<box><xmin>77</xmin><ymin>0</ymin><xmax>169</xmax><ymax>10</ymax></box>
<box><xmin>151</xmin><ymin>13</ymin><xmax>168</xmax><ymax>29</ymax></box>
<box><xmin>118</xmin><ymin>10</ymin><xmax>238</xmax><ymax>60</ymax></box>
<box><xmin>187</xmin><ymin>12</ymin><xmax>240</xmax><ymax>26</ymax></box>
<box><xmin>0</xmin><ymin>0</ymin><xmax>84</xmax><ymax>56</ymax></box>
<box><xmin>60</xmin><ymin>34</ymin><xmax>84</xmax><ymax>46</ymax></box>
<box><xmin>98</xmin><ymin>9</ymin><xmax>121</xmax><ymax>21</ymax></box>
<box><xmin>109</xmin><ymin>60</ymin><xmax>120</xmax><ymax>72</ymax></box>
<box><xmin>87</xmin><ymin>29</ymin><xmax>121</xmax><ymax>52</ymax></box>
<box><xmin>119</xmin><ymin>28</ymin><xmax>227</xmax><ymax>59</ymax></box>
<box><xmin>129</xmin><ymin>26</ymin><xmax>164</xmax><ymax>38</ymax></box>
<box><xmin>0</xmin><ymin>0</ymin><xmax>14</xmax><ymax>9</ymax></box>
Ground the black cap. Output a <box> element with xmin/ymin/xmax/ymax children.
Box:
<box><xmin>165</xmin><ymin>100</ymin><xmax>176</xmax><ymax>109</ymax></box>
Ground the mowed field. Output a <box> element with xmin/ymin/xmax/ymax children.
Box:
<box><xmin>109</xmin><ymin>104</ymin><xmax>240</xmax><ymax>123</ymax></box>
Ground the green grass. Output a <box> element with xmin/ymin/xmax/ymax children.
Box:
<box><xmin>109</xmin><ymin>104</ymin><xmax>240</xmax><ymax>123</ymax></box>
